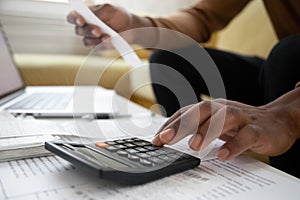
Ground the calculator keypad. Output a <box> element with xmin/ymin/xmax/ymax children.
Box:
<box><xmin>95</xmin><ymin>137</ymin><xmax>183</xmax><ymax>167</ymax></box>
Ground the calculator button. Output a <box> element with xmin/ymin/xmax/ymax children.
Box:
<box><xmin>126</xmin><ymin>149</ymin><xmax>139</xmax><ymax>154</ymax></box>
<box><xmin>158</xmin><ymin>155</ymin><xmax>174</xmax><ymax>162</ymax></box>
<box><xmin>124</xmin><ymin>143</ymin><xmax>136</xmax><ymax>148</ymax></box>
<box><xmin>116</xmin><ymin>150</ymin><xmax>128</xmax><ymax>157</ymax></box>
<box><xmin>139</xmin><ymin>159</ymin><xmax>153</xmax><ymax>166</ymax></box>
<box><xmin>128</xmin><ymin>154</ymin><xmax>140</xmax><ymax>161</ymax></box>
<box><xmin>144</xmin><ymin>146</ymin><xmax>160</xmax><ymax>151</ymax></box>
<box><xmin>95</xmin><ymin>142</ymin><xmax>109</xmax><ymax>149</ymax></box>
<box><xmin>133</xmin><ymin>141</ymin><xmax>151</xmax><ymax>146</ymax></box>
<box><xmin>114</xmin><ymin>144</ymin><xmax>127</xmax><ymax>149</ymax></box>
<box><xmin>124</xmin><ymin>139</ymin><xmax>135</xmax><ymax>143</ymax></box>
<box><xmin>135</xmin><ymin>147</ymin><xmax>148</xmax><ymax>152</ymax></box>
<box><xmin>136</xmin><ymin>153</ymin><xmax>151</xmax><ymax>159</ymax></box>
<box><xmin>115</xmin><ymin>140</ymin><xmax>126</xmax><ymax>144</ymax></box>
<box><xmin>146</xmin><ymin>151</ymin><xmax>160</xmax><ymax>156</ymax></box>
<box><xmin>104</xmin><ymin>146</ymin><xmax>118</xmax><ymax>152</ymax></box>
<box><xmin>105</xmin><ymin>141</ymin><xmax>116</xmax><ymax>145</ymax></box>
<box><xmin>148</xmin><ymin>157</ymin><xmax>165</xmax><ymax>164</ymax></box>
<box><xmin>154</xmin><ymin>149</ymin><xmax>168</xmax><ymax>155</ymax></box>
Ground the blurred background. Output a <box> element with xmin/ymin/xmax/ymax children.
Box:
<box><xmin>0</xmin><ymin>0</ymin><xmax>278</xmax><ymax>119</ymax></box>
<box><xmin>0</xmin><ymin>0</ymin><xmax>198</xmax><ymax>55</ymax></box>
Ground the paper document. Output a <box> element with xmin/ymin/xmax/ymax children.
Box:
<box><xmin>170</xmin><ymin>136</ymin><xmax>225</xmax><ymax>161</ymax></box>
<box><xmin>0</xmin><ymin>120</ymin><xmax>75</xmax><ymax>139</ymax></box>
<box><xmin>1</xmin><ymin>155</ymin><xmax>299</xmax><ymax>200</ymax></box>
<box><xmin>69</xmin><ymin>0</ymin><xmax>143</xmax><ymax>68</ymax></box>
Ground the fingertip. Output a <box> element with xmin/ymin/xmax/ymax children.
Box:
<box><xmin>152</xmin><ymin>135</ymin><xmax>163</xmax><ymax>146</ymax></box>
<box><xmin>152</xmin><ymin>128</ymin><xmax>175</xmax><ymax>146</ymax></box>
<box><xmin>91</xmin><ymin>28</ymin><xmax>101</xmax><ymax>37</ymax></box>
<box><xmin>159</xmin><ymin>128</ymin><xmax>175</xmax><ymax>144</ymax></box>
<box><xmin>189</xmin><ymin>134</ymin><xmax>202</xmax><ymax>150</ymax></box>
<box><xmin>218</xmin><ymin>148</ymin><xmax>230</xmax><ymax>160</ymax></box>
<box><xmin>76</xmin><ymin>17</ymin><xmax>84</xmax><ymax>26</ymax></box>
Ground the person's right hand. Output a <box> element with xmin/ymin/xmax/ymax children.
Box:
<box><xmin>67</xmin><ymin>4</ymin><xmax>136</xmax><ymax>47</ymax></box>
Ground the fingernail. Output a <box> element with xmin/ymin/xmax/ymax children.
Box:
<box><xmin>160</xmin><ymin>128</ymin><xmax>175</xmax><ymax>143</ymax></box>
<box><xmin>218</xmin><ymin>148</ymin><xmax>230</xmax><ymax>160</ymax></box>
<box><xmin>76</xmin><ymin>18</ymin><xmax>83</xmax><ymax>26</ymax></box>
<box><xmin>92</xmin><ymin>28</ymin><xmax>100</xmax><ymax>37</ymax></box>
<box><xmin>189</xmin><ymin>134</ymin><xmax>202</xmax><ymax>150</ymax></box>
<box><xmin>152</xmin><ymin>135</ymin><xmax>159</xmax><ymax>145</ymax></box>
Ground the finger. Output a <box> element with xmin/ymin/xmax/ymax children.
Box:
<box><xmin>92</xmin><ymin>4</ymin><xmax>116</xmax><ymax>23</ymax></box>
<box><xmin>155</xmin><ymin>101</ymin><xmax>224</xmax><ymax>146</ymax></box>
<box><xmin>189</xmin><ymin>105</ymin><xmax>228</xmax><ymax>151</ymax></box>
<box><xmin>152</xmin><ymin>128</ymin><xmax>174</xmax><ymax>146</ymax></box>
<box><xmin>189</xmin><ymin>104</ymin><xmax>229</xmax><ymax>150</ymax></box>
<box><xmin>82</xmin><ymin>37</ymin><xmax>103</xmax><ymax>46</ymax></box>
<box><xmin>152</xmin><ymin>105</ymin><xmax>194</xmax><ymax>146</ymax></box>
<box><xmin>155</xmin><ymin>104</ymin><xmax>194</xmax><ymax>134</ymax></box>
<box><xmin>152</xmin><ymin>105</ymin><xmax>197</xmax><ymax>146</ymax></box>
<box><xmin>196</xmin><ymin>104</ymin><xmax>248</xmax><ymax>150</ymax></box>
<box><xmin>218</xmin><ymin>131</ymin><xmax>235</xmax><ymax>142</ymax></box>
<box><xmin>76</xmin><ymin>25</ymin><xmax>101</xmax><ymax>38</ymax></box>
<box><xmin>67</xmin><ymin>11</ymin><xmax>85</xmax><ymax>26</ymax></box>
<box><xmin>217</xmin><ymin>125</ymin><xmax>259</xmax><ymax>160</ymax></box>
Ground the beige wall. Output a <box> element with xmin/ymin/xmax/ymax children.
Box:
<box><xmin>216</xmin><ymin>0</ymin><xmax>278</xmax><ymax>58</ymax></box>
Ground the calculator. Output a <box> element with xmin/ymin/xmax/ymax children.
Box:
<box><xmin>45</xmin><ymin>137</ymin><xmax>201</xmax><ymax>185</ymax></box>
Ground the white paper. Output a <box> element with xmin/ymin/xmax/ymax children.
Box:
<box><xmin>170</xmin><ymin>137</ymin><xmax>225</xmax><ymax>161</ymax></box>
<box><xmin>1</xmin><ymin>155</ymin><xmax>299</xmax><ymax>200</ymax></box>
<box><xmin>0</xmin><ymin>111</ymin><xmax>15</xmax><ymax>120</ymax></box>
<box><xmin>0</xmin><ymin>135</ymin><xmax>57</xmax><ymax>150</ymax></box>
<box><xmin>0</xmin><ymin>120</ymin><xmax>75</xmax><ymax>139</ymax></box>
<box><xmin>0</xmin><ymin>119</ymin><xmax>117</xmax><ymax>151</ymax></box>
<box><xmin>69</xmin><ymin>0</ymin><xmax>143</xmax><ymax>68</ymax></box>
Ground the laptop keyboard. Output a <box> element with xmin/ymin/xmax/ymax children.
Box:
<box><xmin>7</xmin><ymin>93</ymin><xmax>72</xmax><ymax>110</ymax></box>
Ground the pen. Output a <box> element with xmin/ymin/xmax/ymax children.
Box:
<box><xmin>29</xmin><ymin>112</ymin><xmax>155</xmax><ymax>120</ymax></box>
<box><xmin>81</xmin><ymin>113</ymin><xmax>132</xmax><ymax>120</ymax></box>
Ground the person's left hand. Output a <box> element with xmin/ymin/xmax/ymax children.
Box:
<box><xmin>152</xmin><ymin>98</ymin><xmax>298</xmax><ymax>160</ymax></box>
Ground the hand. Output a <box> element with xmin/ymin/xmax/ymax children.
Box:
<box><xmin>67</xmin><ymin>4</ymin><xmax>135</xmax><ymax>47</ymax></box>
<box><xmin>152</xmin><ymin>94</ymin><xmax>300</xmax><ymax>160</ymax></box>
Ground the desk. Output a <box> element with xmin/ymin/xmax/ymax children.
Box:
<box><xmin>0</xmin><ymin>90</ymin><xmax>300</xmax><ymax>199</ymax></box>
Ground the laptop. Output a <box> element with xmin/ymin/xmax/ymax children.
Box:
<box><xmin>0</xmin><ymin>21</ymin><xmax>118</xmax><ymax>116</ymax></box>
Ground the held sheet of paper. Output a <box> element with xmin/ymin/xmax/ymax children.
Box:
<box><xmin>1</xmin><ymin>144</ymin><xmax>300</xmax><ymax>199</ymax></box>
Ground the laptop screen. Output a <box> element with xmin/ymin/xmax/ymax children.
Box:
<box><xmin>0</xmin><ymin>25</ymin><xmax>25</xmax><ymax>99</ymax></box>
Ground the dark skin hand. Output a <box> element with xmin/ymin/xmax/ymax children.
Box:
<box><xmin>66</xmin><ymin>4</ymin><xmax>154</xmax><ymax>47</ymax></box>
<box><xmin>152</xmin><ymin>87</ymin><xmax>300</xmax><ymax>160</ymax></box>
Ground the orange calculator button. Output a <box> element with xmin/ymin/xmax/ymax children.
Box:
<box><xmin>95</xmin><ymin>142</ymin><xmax>109</xmax><ymax>149</ymax></box>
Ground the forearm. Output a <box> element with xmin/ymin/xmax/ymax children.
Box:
<box><xmin>130</xmin><ymin>14</ymin><xmax>155</xmax><ymax>29</ymax></box>
<box><xmin>128</xmin><ymin>14</ymin><xmax>159</xmax><ymax>46</ymax></box>
<box><xmin>149</xmin><ymin>0</ymin><xmax>250</xmax><ymax>43</ymax></box>
<box><xmin>128</xmin><ymin>0</ymin><xmax>251</xmax><ymax>48</ymax></box>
